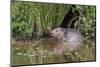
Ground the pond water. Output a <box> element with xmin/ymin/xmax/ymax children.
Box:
<box><xmin>11</xmin><ymin>38</ymin><xmax>96</xmax><ymax>65</ymax></box>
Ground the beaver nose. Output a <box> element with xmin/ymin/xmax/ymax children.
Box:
<box><xmin>49</xmin><ymin>32</ymin><xmax>54</xmax><ymax>37</ymax></box>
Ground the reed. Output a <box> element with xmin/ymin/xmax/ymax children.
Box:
<box><xmin>12</xmin><ymin>1</ymin><xmax>71</xmax><ymax>37</ymax></box>
<box><xmin>29</xmin><ymin>2</ymin><xmax>71</xmax><ymax>36</ymax></box>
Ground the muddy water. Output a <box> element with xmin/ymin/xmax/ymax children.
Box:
<box><xmin>11</xmin><ymin>38</ymin><xmax>96</xmax><ymax>65</ymax></box>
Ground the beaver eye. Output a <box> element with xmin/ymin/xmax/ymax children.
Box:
<box><xmin>56</xmin><ymin>30</ymin><xmax>58</xmax><ymax>32</ymax></box>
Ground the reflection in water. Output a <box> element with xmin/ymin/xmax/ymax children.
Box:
<box><xmin>12</xmin><ymin>37</ymin><xmax>96</xmax><ymax>65</ymax></box>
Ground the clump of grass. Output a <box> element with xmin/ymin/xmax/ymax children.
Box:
<box><xmin>12</xmin><ymin>1</ymin><xmax>71</xmax><ymax>38</ymax></box>
<box><xmin>30</xmin><ymin>2</ymin><xmax>71</xmax><ymax>35</ymax></box>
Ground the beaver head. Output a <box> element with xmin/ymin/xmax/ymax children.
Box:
<box><xmin>50</xmin><ymin>27</ymin><xmax>65</xmax><ymax>40</ymax></box>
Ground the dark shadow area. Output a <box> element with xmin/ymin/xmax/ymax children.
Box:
<box><xmin>61</xmin><ymin>5</ymin><xmax>80</xmax><ymax>28</ymax></box>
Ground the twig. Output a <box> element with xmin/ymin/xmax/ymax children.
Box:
<box><xmin>68</xmin><ymin>16</ymin><xmax>80</xmax><ymax>28</ymax></box>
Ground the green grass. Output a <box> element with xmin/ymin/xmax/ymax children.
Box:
<box><xmin>12</xmin><ymin>1</ymin><xmax>71</xmax><ymax>36</ymax></box>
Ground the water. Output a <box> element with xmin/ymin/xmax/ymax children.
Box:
<box><xmin>11</xmin><ymin>38</ymin><xmax>96</xmax><ymax>65</ymax></box>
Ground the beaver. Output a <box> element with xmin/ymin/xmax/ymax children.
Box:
<box><xmin>50</xmin><ymin>27</ymin><xmax>83</xmax><ymax>54</ymax></box>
